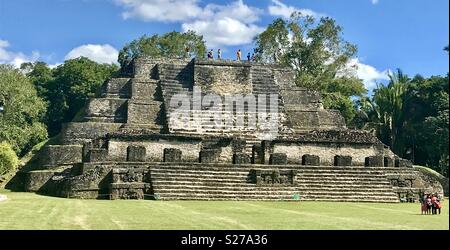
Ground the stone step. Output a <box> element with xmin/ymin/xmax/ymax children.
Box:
<box><xmin>148</xmin><ymin>164</ymin><xmax>377</xmax><ymax>171</ymax></box>
<box><xmin>151</xmin><ymin>184</ymin><xmax>394</xmax><ymax>193</ymax></box>
<box><xmin>150</xmin><ymin>169</ymin><xmax>250</xmax><ymax>176</ymax></box>
<box><xmin>151</xmin><ymin>180</ymin><xmax>393</xmax><ymax>189</ymax></box>
<box><xmin>149</xmin><ymin>166</ymin><xmax>391</xmax><ymax>175</ymax></box>
<box><xmin>149</xmin><ymin>174</ymin><xmax>391</xmax><ymax>185</ymax></box>
<box><xmin>149</xmin><ymin>167</ymin><xmax>390</xmax><ymax>176</ymax></box>
<box><xmin>152</xmin><ymin>190</ymin><xmax>396</xmax><ymax>199</ymax></box>
<box><xmin>153</xmin><ymin>193</ymin><xmax>398</xmax><ymax>202</ymax></box>
<box><xmin>296</xmin><ymin>179</ymin><xmax>392</xmax><ymax>185</ymax></box>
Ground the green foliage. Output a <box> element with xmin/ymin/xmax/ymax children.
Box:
<box><xmin>0</xmin><ymin>142</ymin><xmax>18</xmax><ymax>175</ymax></box>
<box><xmin>20</xmin><ymin>61</ymin><xmax>54</xmax><ymax>98</ymax></box>
<box><xmin>24</xmin><ymin>58</ymin><xmax>118</xmax><ymax>135</ymax></box>
<box><xmin>0</xmin><ymin>65</ymin><xmax>48</xmax><ymax>155</ymax></box>
<box><xmin>357</xmin><ymin>69</ymin><xmax>449</xmax><ymax>176</ymax></box>
<box><xmin>0</xmin><ymin>142</ymin><xmax>19</xmax><ymax>175</ymax></box>
<box><xmin>254</xmin><ymin>13</ymin><xmax>365</xmax><ymax>123</ymax></box>
<box><xmin>118</xmin><ymin>31</ymin><xmax>207</xmax><ymax>67</ymax></box>
<box><xmin>254</xmin><ymin>18</ymin><xmax>290</xmax><ymax>63</ymax></box>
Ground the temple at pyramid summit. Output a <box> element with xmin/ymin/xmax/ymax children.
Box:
<box><xmin>8</xmin><ymin>57</ymin><xmax>443</xmax><ymax>201</ymax></box>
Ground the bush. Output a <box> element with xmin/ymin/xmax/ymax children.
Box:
<box><xmin>0</xmin><ymin>142</ymin><xmax>19</xmax><ymax>175</ymax></box>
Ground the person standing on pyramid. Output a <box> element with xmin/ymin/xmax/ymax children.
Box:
<box><xmin>217</xmin><ymin>49</ymin><xmax>222</xmax><ymax>60</ymax></box>
<box><xmin>237</xmin><ymin>49</ymin><xmax>241</xmax><ymax>61</ymax></box>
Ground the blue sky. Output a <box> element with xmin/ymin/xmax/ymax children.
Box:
<box><xmin>0</xmin><ymin>0</ymin><xmax>448</xmax><ymax>90</ymax></box>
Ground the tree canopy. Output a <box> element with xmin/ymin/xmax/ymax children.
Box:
<box><xmin>356</xmin><ymin>70</ymin><xmax>449</xmax><ymax>176</ymax></box>
<box><xmin>0</xmin><ymin>64</ymin><xmax>48</xmax><ymax>155</ymax></box>
<box><xmin>118</xmin><ymin>30</ymin><xmax>207</xmax><ymax>67</ymax></box>
<box><xmin>254</xmin><ymin>13</ymin><xmax>366</xmax><ymax>123</ymax></box>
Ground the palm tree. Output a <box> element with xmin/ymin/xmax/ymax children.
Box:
<box><xmin>372</xmin><ymin>69</ymin><xmax>409</xmax><ymax>153</ymax></box>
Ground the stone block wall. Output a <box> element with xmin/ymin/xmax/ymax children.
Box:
<box><xmin>99</xmin><ymin>78</ymin><xmax>131</xmax><ymax>98</ymax></box>
<box><xmin>31</xmin><ymin>145</ymin><xmax>83</xmax><ymax>169</ymax></box>
<box><xmin>272</xmin><ymin>142</ymin><xmax>383</xmax><ymax>166</ymax></box>
<box><xmin>194</xmin><ymin>60</ymin><xmax>252</xmax><ymax>95</ymax></box>
<box><xmin>127</xmin><ymin>99</ymin><xmax>162</xmax><ymax>125</ymax></box>
<box><xmin>83</xmin><ymin>98</ymin><xmax>128</xmax><ymax>123</ymax></box>
<box><xmin>107</xmin><ymin>139</ymin><xmax>202</xmax><ymax>162</ymax></box>
<box><xmin>59</xmin><ymin>122</ymin><xmax>122</xmax><ymax>144</ymax></box>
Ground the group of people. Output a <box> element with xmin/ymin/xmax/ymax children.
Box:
<box><xmin>206</xmin><ymin>49</ymin><xmax>257</xmax><ymax>62</ymax></box>
<box><xmin>421</xmin><ymin>193</ymin><xmax>442</xmax><ymax>215</ymax></box>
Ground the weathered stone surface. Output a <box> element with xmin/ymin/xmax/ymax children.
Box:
<box><xmin>127</xmin><ymin>99</ymin><xmax>162</xmax><ymax>125</ymax></box>
<box><xmin>365</xmin><ymin>156</ymin><xmax>383</xmax><ymax>167</ymax></box>
<box><xmin>334</xmin><ymin>155</ymin><xmax>352</xmax><ymax>166</ymax></box>
<box><xmin>302</xmin><ymin>154</ymin><xmax>320</xmax><ymax>166</ymax></box>
<box><xmin>395</xmin><ymin>158</ymin><xmax>413</xmax><ymax>168</ymax></box>
<box><xmin>60</xmin><ymin>122</ymin><xmax>122</xmax><ymax>144</ymax></box>
<box><xmin>131</xmin><ymin>79</ymin><xmax>158</xmax><ymax>100</ymax></box>
<box><xmin>252</xmin><ymin>169</ymin><xmax>297</xmax><ymax>185</ymax></box>
<box><xmin>233</xmin><ymin>153</ymin><xmax>251</xmax><ymax>164</ymax></box>
<box><xmin>86</xmin><ymin>149</ymin><xmax>108</xmax><ymax>162</ymax></box>
<box><xmin>269</xmin><ymin>153</ymin><xmax>287</xmax><ymax>165</ymax></box>
<box><xmin>164</xmin><ymin>148</ymin><xmax>182</xmax><ymax>162</ymax></box>
<box><xmin>110</xmin><ymin>182</ymin><xmax>150</xmax><ymax>200</ymax></box>
<box><xmin>31</xmin><ymin>145</ymin><xmax>83</xmax><ymax>169</ymax></box>
<box><xmin>82</xmin><ymin>98</ymin><xmax>127</xmax><ymax>123</ymax></box>
<box><xmin>127</xmin><ymin>145</ymin><xmax>146</xmax><ymax>162</ymax></box>
<box><xmin>24</xmin><ymin>170</ymin><xmax>57</xmax><ymax>192</ymax></box>
<box><xmin>384</xmin><ymin>157</ymin><xmax>394</xmax><ymax>167</ymax></box>
<box><xmin>99</xmin><ymin>78</ymin><xmax>131</xmax><ymax>98</ymax></box>
<box><xmin>199</xmin><ymin>149</ymin><xmax>220</xmax><ymax>163</ymax></box>
<box><xmin>194</xmin><ymin>59</ymin><xmax>252</xmax><ymax>95</ymax></box>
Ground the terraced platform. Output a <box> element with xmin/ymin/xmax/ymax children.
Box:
<box><xmin>148</xmin><ymin>164</ymin><xmax>399</xmax><ymax>202</ymax></box>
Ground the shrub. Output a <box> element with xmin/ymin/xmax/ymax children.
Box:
<box><xmin>0</xmin><ymin>142</ymin><xmax>19</xmax><ymax>175</ymax></box>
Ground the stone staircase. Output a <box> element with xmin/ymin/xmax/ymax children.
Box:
<box><xmin>149</xmin><ymin>164</ymin><xmax>400</xmax><ymax>202</ymax></box>
<box><xmin>296</xmin><ymin>168</ymin><xmax>399</xmax><ymax>202</ymax></box>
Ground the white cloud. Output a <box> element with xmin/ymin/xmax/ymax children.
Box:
<box><xmin>202</xmin><ymin>1</ymin><xmax>262</xmax><ymax>24</ymax></box>
<box><xmin>182</xmin><ymin>18</ymin><xmax>264</xmax><ymax>47</ymax></box>
<box><xmin>348</xmin><ymin>58</ymin><xmax>389</xmax><ymax>90</ymax></box>
<box><xmin>115</xmin><ymin>0</ymin><xmax>264</xmax><ymax>47</ymax></box>
<box><xmin>0</xmin><ymin>39</ymin><xmax>40</xmax><ymax>68</ymax></box>
<box><xmin>115</xmin><ymin>0</ymin><xmax>204</xmax><ymax>22</ymax></box>
<box><xmin>182</xmin><ymin>1</ymin><xmax>264</xmax><ymax>47</ymax></box>
<box><xmin>268</xmin><ymin>0</ymin><xmax>323</xmax><ymax>19</ymax></box>
<box><xmin>64</xmin><ymin>44</ymin><xmax>119</xmax><ymax>64</ymax></box>
<box><xmin>371</xmin><ymin>0</ymin><xmax>379</xmax><ymax>5</ymax></box>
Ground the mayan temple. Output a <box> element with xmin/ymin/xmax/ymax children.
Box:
<box><xmin>9</xmin><ymin>57</ymin><xmax>443</xmax><ymax>202</ymax></box>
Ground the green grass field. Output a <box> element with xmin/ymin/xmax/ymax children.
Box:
<box><xmin>0</xmin><ymin>189</ymin><xmax>448</xmax><ymax>230</ymax></box>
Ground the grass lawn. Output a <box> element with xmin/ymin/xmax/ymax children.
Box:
<box><xmin>0</xmin><ymin>189</ymin><xmax>448</xmax><ymax>230</ymax></box>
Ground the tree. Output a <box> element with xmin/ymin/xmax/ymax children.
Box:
<box><xmin>254</xmin><ymin>18</ymin><xmax>290</xmax><ymax>63</ymax></box>
<box><xmin>118</xmin><ymin>31</ymin><xmax>207</xmax><ymax>67</ymax></box>
<box><xmin>43</xmin><ymin>57</ymin><xmax>118</xmax><ymax>135</ymax></box>
<box><xmin>21</xmin><ymin>61</ymin><xmax>54</xmax><ymax>99</ymax></box>
<box><xmin>254</xmin><ymin>13</ymin><xmax>366</xmax><ymax>123</ymax></box>
<box><xmin>0</xmin><ymin>64</ymin><xmax>48</xmax><ymax>155</ymax></box>
<box><xmin>359</xmin><ymin>70</ymin><xmax>449</xmax><ymax>176</ymax></box>
<box><xmin>0</xmin><ymin>142</ymin><xmax>18</xmax><ymax>176</ymax></box>
<box><xmin>403</xmin><ymin>74</ymin><xmax>449</xmax><ymax>175</ymax></box>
